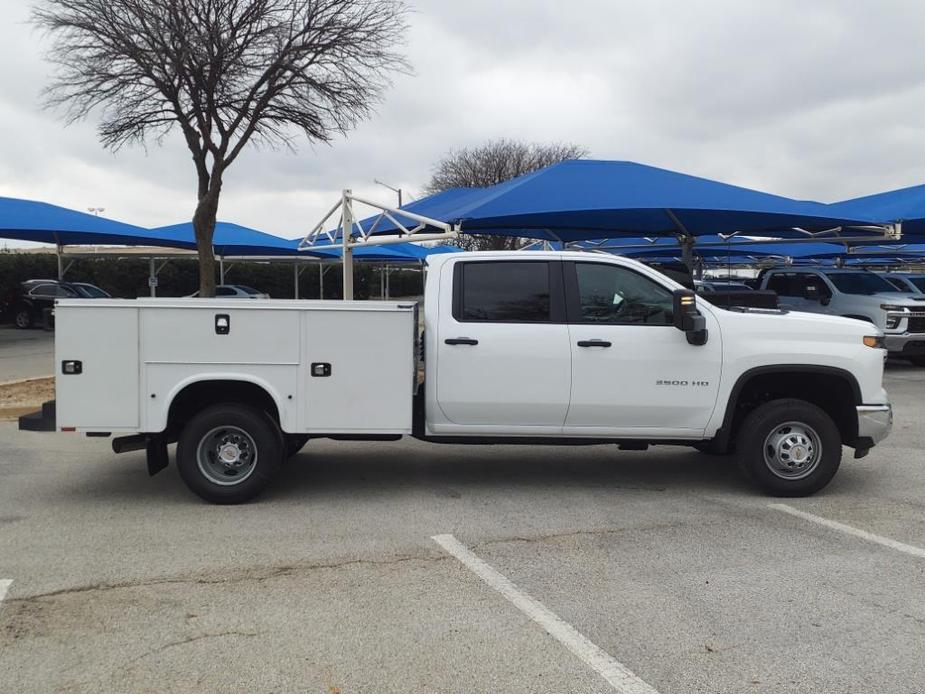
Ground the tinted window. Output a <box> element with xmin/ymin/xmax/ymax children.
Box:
<box><xmin>883</xmin><ymin>276</ymin><xmax>908</xmax><ymax>291</ymax></box>
<box><xmin>459</xmin><ymin>262</ymin><xmax>550</xmax><ymax>322</ymax></box>
<box><xmin>237</xmin><ymin>286</ymin><xmax>261</xmax><ymax>295</ymax></box>
<box><xmin>31</xmin><ymin>284</ymin><xmax>76</xmax><ymax>297</ymax></box>
<box><xmin>215</xmin><ymin>287</ymin><xmax>236</xmax><ymax>296</ymax></box>
<box><xmin>766</xmin><ymin>274</ymin><xmax>795</xmax><ymax>296</ymax></box>
<box><xmin>801</xmin><ymin>275</ymin><xmax>831</xmax><ymax>299</ymax></box>
<box><xmin>910</xmin><ymin>277</ymin><xmax>925</xmax><ymax>292</ymax></box>
<box><xmin>72</xmin><ymin>284</ymin><xmax>109</xmax><ymax>298</ymax></box>
<box><xmin>574</xmin><ymin>263</ymin><xmax>673</xmax><ymax>325</ymax></box>
<box><xmin>826</xmin><ymin>272</ymin><xmax>895</xmax><ymax>295</ymax></box>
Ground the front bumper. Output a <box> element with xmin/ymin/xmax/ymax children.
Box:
<box><xmin>884</xmin><ymin>333</ymin><xmax>925</xmax><ymax>355</ymax></box>
<box><xmin>856</xmin><ymin>404</ymin><xmax>892</xmax><ymax>447</ymax></box>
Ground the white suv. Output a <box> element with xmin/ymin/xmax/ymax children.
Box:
<box><xmin>759</xmin><ymin>268</ymin><xmax>925</xmax><ymax>365</ymax></box>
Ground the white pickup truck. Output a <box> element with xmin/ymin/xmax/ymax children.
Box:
<box><xmin>757</xmin><ymin>267</ymin><xmax>925</xmax><ymax>365</ymax></box>
<box><xmin>20</xmin><ymin>251</ymin><xmax>893</xmax><ymax>503</ymax></box>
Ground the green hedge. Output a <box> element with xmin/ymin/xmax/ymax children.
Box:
<box><xmin>0</xmin><ymin>251</ymin><xmax>424</xmax><ymax>303</ymax></box>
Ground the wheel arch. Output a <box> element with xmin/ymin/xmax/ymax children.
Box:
<box><xmin>715</xmin><ymin>365</ymin><xmax>861</xmax><ymax>451</ymax></box>
<box><xmin>162</xmin><ymin>375</ymin><xmax>286</xmax><ymax>434</ymax></box>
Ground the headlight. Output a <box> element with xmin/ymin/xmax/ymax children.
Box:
<box><xmin>881</xmin><ymin>305</ymin><xmax>908</xmax><ymax>330</ymax></box>
<box><xmin>863</xmin><ymin>335</ymin><xmax>885</xmax><ymax>349</ymax></box>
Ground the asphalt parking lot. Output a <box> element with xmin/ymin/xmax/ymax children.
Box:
<box><xmin>0</xmin><ymin>326</ymin><xmax>54</xmax><ymax>382</ymax></box>
<box><xmin>0</xmin><ymin>362</ymin><xmax>924</xmax><ymax>693</ymax></box>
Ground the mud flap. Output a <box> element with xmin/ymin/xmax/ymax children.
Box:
<box><xmin>146</xmin><ymin>435</ymin><xmax>169</xmax><ymax>476</ymax></box>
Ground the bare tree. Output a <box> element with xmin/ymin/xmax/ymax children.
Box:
<box><xmin>34</xmin><ymin>0</ymin><xmax>410</xmax><ymax>295</ymax></box>
<box><xmin>426</xmin><ymin>139</ymin><xmax>588</xmax><ymax>251</ymax></box>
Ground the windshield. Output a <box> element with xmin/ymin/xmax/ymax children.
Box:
<box><xmin>73</xmin><ymin>284</ymin><xmax>109</xmax><ymax>298</ymax></box>
<box><xmin>826</xmin><ymin>272</ymin><xmax>897</xmax><ymax>295</ymax></box>
<box><xmin>237</xmin><ymin>286</ymin><xmax>261</xmax><ymax>295</ymax></box>
<box><xmin>909</xmin><ymin>276</ymin><xmax>925</xmax><ymax>292</ymax></box>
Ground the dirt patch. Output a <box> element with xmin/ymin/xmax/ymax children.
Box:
<box><xmin>0</xmin><ymin>377</ymin><xmax>54</xmax><ymax>420</ymax></box>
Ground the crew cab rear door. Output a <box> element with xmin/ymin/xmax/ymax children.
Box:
<box><xmin>562</xmin><ymin>260</ymin><xmax>722</xmax><ymax>435</ymax></box>
<box><xmin>435</xmin><ymin>260</ymin><xmax>571</xmax><ymax>429</ymax></box>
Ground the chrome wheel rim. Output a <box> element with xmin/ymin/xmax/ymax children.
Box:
<box><xmin>196</xmin><ymin>425</ymin><xmax>258</xmax><ymax>486</ymax></box>
<box><xmin>763</xmin><ymin>421</ymin><xmax>822</xmax><ymax>480</ymax></box>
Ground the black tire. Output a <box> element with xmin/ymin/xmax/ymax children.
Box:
<box><xmin>908</xmin><ymin>356</ymin><xmax>925</xmax><ymax>367</ymax></box>
<box><xmin>735</xmin><ymin>398</ymin><xmax>842</xmax><ymax>497</ymax></box>
<box><xmin>285</xmin><ymin>434</ymin><xmax>310</xmax><ymax>458</ymax></box>
<box><xmin>176</xmin><ymin>403</ymin><xmax>284</xmax><ymax>504</ymax></box>
<box><xmin>13</xmin><ymin>309</ymin><xmax>32</xmax><ymax>329</ymax></box>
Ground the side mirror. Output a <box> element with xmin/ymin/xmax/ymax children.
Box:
<box><xmin>672</xmin><ymin>289</ymin><xmax>708</xmax><ymax>346</ymax></box>
<box><xmin>804</xmin><ymin>284</ymin><xmax>821</xmax><ymax>302</ymax></box>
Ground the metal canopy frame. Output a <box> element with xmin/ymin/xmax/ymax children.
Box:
<box><xmin>300</xmin><ymin>189</ymin><xmax>459</xmax><ymax>299</ymax></box>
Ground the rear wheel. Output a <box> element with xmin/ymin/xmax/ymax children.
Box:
<box><xmin>177</xmin><ymin>403</ymin><xmax>283</xmax><ymax>504</ymax></box>
<box><xmin>735</xmin><ymin>398</ymin><xmax>842</xmax><ymax>497</ymax></box>
<box><xmin>13</xmin><ymin>308</ymin><xmax>31</xmax><ymax>329</ymax></box>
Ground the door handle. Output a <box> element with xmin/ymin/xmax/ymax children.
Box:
<box><xmin>445</xmin><ymin>337</ymin><xmax>479</xmax><ymax>346</ymax></box>
<box><xmin>577</xmin><ymin>339</ymin><xmax>612</xmax><ymax>348</ymax></box>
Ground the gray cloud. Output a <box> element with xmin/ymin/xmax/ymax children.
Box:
<box><xmin>2</xmin><ymin>0</ymin><xmax>925</xmax><ymax>241</ymax></box>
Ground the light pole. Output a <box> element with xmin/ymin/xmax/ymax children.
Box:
<box><xmin>373</xmin><ymin>179</ymin><xmax>403</xmax><ymax>207</ymax></box>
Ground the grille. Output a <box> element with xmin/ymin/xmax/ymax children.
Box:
<box><xmin>908</xmin><ymin>316</ymin><xmax>925</xmax><ymax>333</ymax></box>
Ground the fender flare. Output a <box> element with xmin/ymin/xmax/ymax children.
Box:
<box><xmin>713</xmin><ymin>364</ymin><xmax>862</xmax><ymax>449</ymax></box>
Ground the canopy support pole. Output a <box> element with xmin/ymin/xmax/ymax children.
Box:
<box><xmin>147</xmin><ymin>259</ymin><xmax>170</xmax><ymax>297</ymax></box>
<box><xmin>665</xmin><ymin>209</ymin><xmax>699</xmax><ymax>277</ymax></box>
<box><xmin>342</xmin><ymin>190</ymin><xmax>354</xmax><ymax>301</ymax></box>
<box><xmin>219</xmin><ymin>256</ymin><xmax>225</xmax><ymax>285</ymax></box>
<box><xmin>55</xmin><ymin>238</ymin><xmax>65</xmax><ymax>280</ymax></box>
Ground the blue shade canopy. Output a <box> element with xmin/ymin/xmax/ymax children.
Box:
<box><xmin>151</xmin><ymin>221</ymin><xmax>299</xmax><ymax>256</ymax></box>
<box><xmin>343</xmin><ymin>161</ymin><xmax>883</xmax><ymax>243</ymax></box>
<box><xmin>830</xmin><ymin>185</ymin><xmax>925</xmax><ymax>238</ymax></box>
<box><xmin>304</xmin><ymin>242</ymin><xmax>462</xmax><ymax>261</ymax></box>
<box><xmin>574</xmin><ymin>236</ymin><xmax>847</xmax><ymax>261</ymax></box>
<box><xmin>0</xmin><ymin>196</ymin><xmax>179</xmax><ymax>247</ymax></box>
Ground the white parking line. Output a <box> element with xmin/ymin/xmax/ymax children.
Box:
<box><xmin>769</xmin><ymin>504</ymin><xmax>925</xmax><ymax>559</ymax></box>
<box><xmin>432</xmin><ymin>534</ymin><xmax>660</xmax><ymax>694</ymax></box>
<box><xmin>0</xmin><ymin>579</ymin><xmax>11</xmax><ymax>605</ymax></box>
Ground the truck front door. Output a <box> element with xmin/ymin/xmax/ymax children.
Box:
<box><xmin>563</xmin><ymin>260</ymin><xmax>722</xmax><ymax>435</ymax></box>
<box><xmin>435</xmin><ymin>260</ymin><xmax>571</xmax><ymax>429</ymax></box>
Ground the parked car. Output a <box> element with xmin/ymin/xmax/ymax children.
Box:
<box><xmin>695</xmin><ymin>279</ymin><xmax>754</xmax><ymax>292</ymax></box>
<box><xmin>757</xmin><ymin>267</ymin><xmax>925</xmax><ymax>364</ymax></box>
<box><xmin>21</xmin><ymin>251</ymin><xmax>892</xmax><ymax>503</ymax></box>
<box><xmin>186</xmin><ymin>284</ymin><xmax>269</xmax><ymax>299</ymax></box>
<box><xmin>69</xmin><ymin>282</ymin><xmax>112</xmax><ymax>299</ymax></box>
<box><xmin>879</xmin><ymin>272</ymin><xmax>925</xmax><ymax>295</ymax></box>
<box><xmin>3</xmin><ymin>280</ymin><xmax>109</xmax><ymax>329</ymax></box>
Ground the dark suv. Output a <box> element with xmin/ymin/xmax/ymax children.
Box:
<box><xmin>3</xmin><ymin>280</ymin><xmax>110</xmax><ymax>329</ymax></box>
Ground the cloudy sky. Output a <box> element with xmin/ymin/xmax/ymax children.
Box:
<box><xmin>2</xmin><ymin>0</ymin><xmax>925</xmax><ymax>242</ymax></box>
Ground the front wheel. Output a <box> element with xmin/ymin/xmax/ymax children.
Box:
<box><xmin>735</xmin><ymin>399</ymin><xmax>842</xmax><ymax>497</ymax></box>
<box><xmin>13</xmin><ymin>309</ymin><xmax>32</xmax><ymax>329</ymax></box>
<box><xmin>177</xmin><ymin>403</ymin><xmax>284</xmax><ymax>504</ymax></box>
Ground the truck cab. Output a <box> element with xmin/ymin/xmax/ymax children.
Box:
<box><xmin>758</xmin><ymin>267</ymin><xmax>925</xmax><ymax>364</ymax></box>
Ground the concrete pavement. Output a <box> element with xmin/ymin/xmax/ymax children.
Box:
<box><xmin>0</xmin><ymin>366</ymin><xmax>923</xmax><ymax>693</ymax></box>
